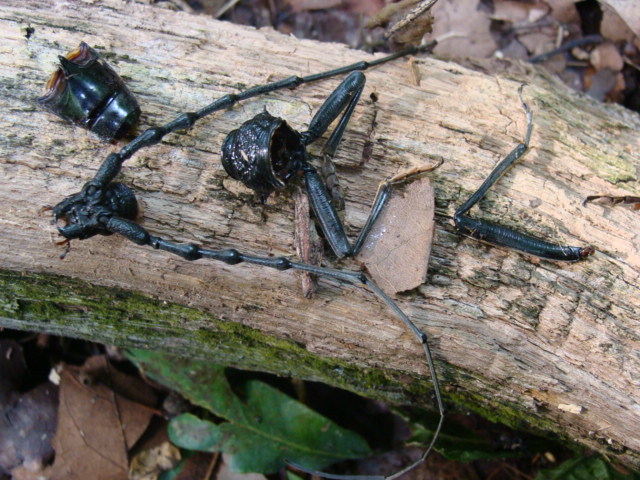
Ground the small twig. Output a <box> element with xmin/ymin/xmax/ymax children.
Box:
<box><xmin>623</xmin><ymin>55</ymin><xmax>640</xmax><ymax>72</ymax></box>
<box><xmin>529</xmin><ymin>34</ymin><xmax>603</xmax><ymax>63</ymax></box>
<box><xmin>203</xmin><ymin>451</ymin><xmax>220</xmax><ymax>480</ymax></box>
<box><xmin>214</xmin><ymin>0</ymin><xmax>241</xmax><ymax>19</ymax></box>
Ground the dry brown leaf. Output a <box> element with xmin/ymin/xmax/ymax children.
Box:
<box><xmin>287</xmin><ymin>0</ymin><xmax>383</xmax><ymax>15</ymax></box>
<box><xmin>543</xmin><ymin>0</ymin><xmax>580</xmax><ymax>24</ymax></box>
<box><xmin>366</xmin><ymin>0</ymin><xmax>420</xmax><ymax>29</ymax></box>
<box><xmin>601</xmin><ymin>4</ymin><xmax>637</xmax><ymax>43</ymax></box>
<box><xmin>517</xmin><ymin>31</ymin><xmax>557</xmax><ymax>58</ymax></box>
<box><xmin>293</xmin><ymin>187</ymin><xmax>323</xmax><ymax>299</ymax></box>
<box><xmin>357</xmin><ymin>175</ymin><xmax>435</xmax><ymax>295</ymax></box>
<box><xmin>50</xmin><ymin>368</ymin><xmax>128</xmax><ymax>480</ymax></box>
<box><xmin>289</xmin><ymin>0</ymin><xmax>342</xmax><ymax>12</ymax></box>
<box><xmin>389</xmin><ymin>10</ymin><xmax>435</xmax><ymax>46</ymax></box>
<box><xmin>344</xmin><ymin>0</ymin><xmax>385</xmax><ymax>16</ymax></box>
<box><xmin>49</xmin><ymin>358</ymin><xmax>156</xmax><ymax>480</ymax></box>
<box><xmin>379</xmin><ymin>0</ymin><xmax>436</xmax><ymax>44</ymax></box>
<box><xmin>174</xmin><ymin>452</ymin><xmax>218</xmax><ymax>480</ymax></box>
<box><xmin>492</xmin><ymin>1</ymin><xmax>550</xmax><ymax>24</ymax></box>
<box><xmin>590</xmin><ymin>42</ymin><xmax>624</xmax><ymax>71</ymax></box>
<box><xmin>599</xmin><ymin>0</ymin><xmax>640</xmax><ymax>37</ymax></box>
<box><xmin>431</xmin><ymin>0</ymin><xmax>497</xmax><ymax>58</ymax></box>
<box><xmin>10</xmin><ymin>465</ymin><xmax>51</xmax><ymax>480</ymax></box>
<box><xmin>82</xmin><ymin>355</ymin><xmax>158</xmax><ymax>413</ymax></box>
<box><xmin>499</xmin><ymin>38</ymin><xmax>529</xmax><ymax>61</ymax></box>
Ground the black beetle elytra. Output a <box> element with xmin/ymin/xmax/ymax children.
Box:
<box><xmin>39</xmin><ymin>42</ymin><xmax>140</xmax><ymax>141</ymax></box>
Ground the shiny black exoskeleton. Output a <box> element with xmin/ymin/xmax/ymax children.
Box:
<box><xmin>222</xmin><ymin>111</ymin><xmax>306</xmax><ymax>199</ymax></box>
<box><xmin>53</xmin><ymin>182</ymin><xmax>138</xmax><ymax>240</ymax></box>
<box><xmin>221</xmin><ymin>71</ymin><xmax>402</xmax><ymax>260</ymax></box>
<box><xmin>39</xmin><ymin>42</ymin><xmax>140</xmax><ymax>141</ymax></box>
<box><xmin>45</xmin><ymin>37</ymin><xmax>599</xmax><ymax>479</ymax></box>
<box><xmin>453</xmin><ymin>87</ymin><xmax>594</xmax><ymax>262</ymax></box>
<box><xmin>48</xmin><ymin>43</ymin><xmax>445</xmax><ymax>480</ymax></box>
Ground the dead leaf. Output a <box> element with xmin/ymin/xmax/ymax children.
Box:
<box><xmin>174</xmin><ymin>451</ymin><xmax>218</xmax><ymax>480</ymax></box>
<box><xmin>431</xmin><ymin>0</ymin><xmax>497</xmax><ymax>58</ymax></box>
<box><xmin>82</xmin><ymin>355</ymin><xmax>159</xmax><ymax>411</ymax></box>
<box><xmin>49</xmin><ymin>358</ymin><xmax>157</xmax><ymax>480</ymax></box>
<box><xmin>517</xmin><ymin>31</ymin><xmax>557</xmax><ymax>58</ymax></box>
<box><xmin>9</xmin><ymin>466</ymin><xmax>43</xmax><ymax>480</ymax></box>
<box><xmin>499</xmin><ymin>38</ymin><xmax>529</xmax><ymax>61</ymax></box>
<box><xmin>287</xmin><ymin>0</ymin><xmax>384</xmax><ymax>16</ymax></box>
<box><xmin>599</xmin><ymin>0</ymin><xmax>640</xmax><ymax>38</ymax></box>
<box><xmin>390</xmin><ymin>11</ymin><xmax>435</xmax><ymax>46</ymax></box>
<box><xmin>0</xmin><ymin>383</ymin><xmax>58</xmax><ymax>474</ymax></box>
<box><xmin>366</xmin><ymin>0</ymin><xmax>420</xmax><ymax>29</ymax></box>
<box><xmin>544</xmin><ymin>0</ymin><xmax>580</xmax><ymax>24</ymax></box>
<box><xmin>378</xmin><ymin>0</ymin><xmax>437</xmax><ymax>45</ymax></box>
<box><xmin>590</xmin><ymin>42</ymin><xmax>624</xmax><ymax>71</ymax></box>
<box><xmin>357</xmin><ymin>175</ymin><xmax>435</xmax><ymax>294</ymax></box>
<box><xmin>294</xmin><ymin>188</ymin><xmax>323</xmax><ymax>298</ymax></box>
<box><xmin>289</xmin><ymin>0</ymin><xmax>342</xmax><ymax>12</ymax></box>
<box><xmin>491</xmin><ymin>1</ymin><xmax>550</xmax><ymax>24</ymax></box>
<box><xmin>601</xmin><ymin>4</ymin><xmax>637</xmax><ymax>43</ymax></box>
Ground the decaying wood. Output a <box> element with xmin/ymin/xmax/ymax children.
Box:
<box><xmin>1</xmin><ymin>0</ymin><xmax>639</xmax><ymax>468</ymax></box>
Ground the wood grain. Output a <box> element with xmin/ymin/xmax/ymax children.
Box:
<box><xmin>1</xmin><ymin>0</ymin><xmax>639</xmax><ymax>467</ymax></box>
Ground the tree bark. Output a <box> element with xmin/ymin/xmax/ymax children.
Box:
<box><xmin>1</xmin><ymin>0</ymin><xmax>639</xmax><ymax>469</ymax></box>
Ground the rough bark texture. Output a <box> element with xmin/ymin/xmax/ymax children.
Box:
<box><xmin>1</xmin><ymin>0</ymin><xmax>639</xmax><ymax>468</ymax></box>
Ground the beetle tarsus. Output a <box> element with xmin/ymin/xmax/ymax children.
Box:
<box><xmin>453</xmin><ymin>87</ymin><xmax>593</xmax><ymax>262</ymax></box>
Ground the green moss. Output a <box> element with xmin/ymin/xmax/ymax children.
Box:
<box><xmin>1</xmin><ymin>268</ymin><xmax>443</xmax><ymax>406</ymax></box>
<box><xmin>533</xmin><ymin>91</ymin><xmax>638</xmax><ymax>185</ymax></box>
<box><xmin>0</xmin><ymin>269</ymin><xmax>432</xmax><ymax>405</ymax></box>
<box><xmin>448</xmin><ymin>387</ymin><xmax>555</xmax><ymax>432</ymax></box>
<box><xmin>2</xmin><ymin>268</ymin><xmax>636</xmax><ymax>467</ymax></box>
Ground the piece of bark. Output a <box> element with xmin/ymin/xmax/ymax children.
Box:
<box><xmin>293</xmin><ymin>187</ymin><xmax>322</xmax><ymax>298</ymax></box>
<box><xmin>0</xmin><ymin>0</ymin><xmax>639</xmax><ymax>469</ymax></box>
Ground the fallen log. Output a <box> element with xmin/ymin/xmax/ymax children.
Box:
<box><xmin>1</xmin><ymin>0</ymin><xmax>639</xmax><ymax>469</ymax></box>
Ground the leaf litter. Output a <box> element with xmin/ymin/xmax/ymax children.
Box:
<box><xmin>48</xmin><ymin>355</ymin><xmax>157</xmax><ymax>480</ymax></box>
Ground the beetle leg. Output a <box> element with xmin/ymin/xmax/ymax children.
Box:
<box><xmin>453</xmin><ymin>87</ymin><xmax>593</xmax><ymax>261</ymax></box>
<box><xmin>101</xmin><ymin>214</ymin><xmax>444</xmax><ymax>480</ymax></box>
